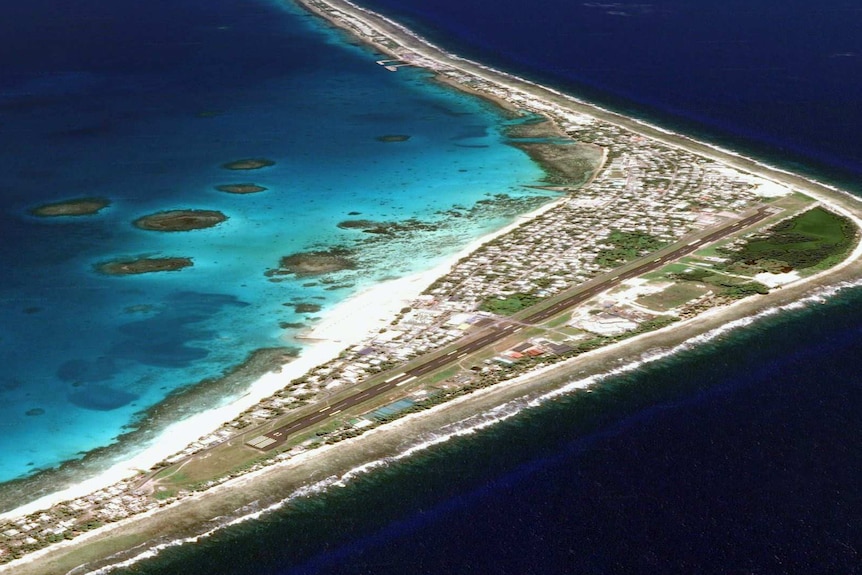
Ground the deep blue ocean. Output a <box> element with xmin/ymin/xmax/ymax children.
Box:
<box><xmin>4</xmin><ymin>0</ymin><xmax>862</xmax><ymax>573</ymax></box>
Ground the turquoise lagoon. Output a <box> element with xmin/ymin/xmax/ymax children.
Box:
<box><xmin>0</xmin><ymin>0</ymin><xmax>549</xmax><ymax>492</ymax></box>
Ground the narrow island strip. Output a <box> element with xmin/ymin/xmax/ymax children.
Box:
<box><xmin>3</xmin><ymin>1</ymin><xmax>862</xmax><ymax>573</ymax></box>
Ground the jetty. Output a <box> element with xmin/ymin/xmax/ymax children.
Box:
<box><xmin>375</xmin><ymin>58</ymin><xmax>415</xmax><ymax>72</ymax></box>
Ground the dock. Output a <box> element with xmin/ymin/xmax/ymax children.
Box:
<box><xmin>375</xmin><ymin>59</ymin><xmax>416</xmax><ymax>72</ymax></box>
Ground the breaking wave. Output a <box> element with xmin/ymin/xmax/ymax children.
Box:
<box><xmin>85</xmin><ymin>276</ymin><xmax>862</xmax><ymax>574</ymax></box>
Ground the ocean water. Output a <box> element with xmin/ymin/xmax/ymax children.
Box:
<box><xmin>115</xmin><ymin>287</ymin><xmax>862</xmax><ymax>574</ymax></box>
<box><xmin>103</xmin><ymin>0</ymin><xmax>862</xmax><ymax>574</ymax></box>
<box><xmin>0</xmin><ymin>0</ymin><xmax>548</xmax><ymax>488</ymax></box>
<box><xmin>359</xmin><ymin>0</ymin><xmax>862</xmax><ymax>188</ymax></box>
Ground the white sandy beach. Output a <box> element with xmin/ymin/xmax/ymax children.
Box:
<box><xmin>0</xmin><ymin>196</ymin><xmax>568</xmax><ymax>522</ymax></box>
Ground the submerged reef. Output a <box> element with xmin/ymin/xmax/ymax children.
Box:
<box><xmin>214</xmin><ymin>183</ymin><xmax>268</xmax><ymax>194</ymax></box>
<box><xmin>505</xmin><ymin>118</ymin><xmax>603</xmax><ymax>187</ymax></box>
<box><xmin>30</xmin><ymin>197</ymin><xmax>110</xmax><ymax>217</ymax></box>
<box><xmin>221</xmin><ymin>158</ymin><xmax>276</xmax><ymax>170</ymax></box>
<box><xmin>292</xmin><ymin>302</ymin><xmax>322</xmax><ymax>313</ymax></box>
<box><xmin>267</xmin><ymin>247</ymin><xmax>357</xmax><ymax>277</ymax></box>
<box><xmin>337</xmin><ymin>218</ymin><xmax>441</xmax><ymax>237</ymax></box>
<box><xmin>376</xmin><ymin>134</ymin><xmax>410</xmax><ymax>142</ymax></box>
<box><xmin>336</xmin><ymin>219</ymin><xmax>379</xmax><ymax>230</ymax></box>
<box><xmin>134</xmin><ymin>210</ymin><xmax>227</xmax><ymax>232</ymax></box>
<box><xmin>96</xmin><ymin>257</ymin><xmax>193</xmax><ymax>275</ymax></box>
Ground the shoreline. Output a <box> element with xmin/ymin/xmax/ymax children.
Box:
<box><xmin>0</xmin><ymin>195</ymin><xmax>569</xmax><ymax>522</ymax></box>
<box><xmin>6</xmin><ymin>243</ymin><xmax>862</xmax><ymax>575</ymax></box>
<box><xmin>3</xmin><ymin>0</ymin><xmax>862</xmax><ymax>571</ymax></box>
<box><xmin>296</xmin><ymin>0</ymin><xmax>861</xmax><ymax>212</ymax></box>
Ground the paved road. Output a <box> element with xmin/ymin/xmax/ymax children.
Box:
<box><xmin>254</xmin><ymin>207</ymin><xmax>772</xmax><ymax>450</ymax></box>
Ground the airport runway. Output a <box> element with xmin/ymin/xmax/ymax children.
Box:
<box><xmin>253</xmin><ymin>207</ymin><xmax>772</xmax><ymax>450</ymax></box>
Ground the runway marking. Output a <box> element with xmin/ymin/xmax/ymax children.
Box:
<box><xmin>330</xmin><ymin>410</ymin><xmax>342</xmax><ymax>416</ymax></box>
<box><xmin>384</xmin><ymin>373</ymin><xmax>404</xmax><ymax>383</ymax></box>
<box><xmin>319</xmin><ymin>406</ymin><xmax>330</xmax><ymax>412</ymax></box>
<box><xmin>396</xmin><ymin>375</ymin><xmax>417</xmax><ymax>386</ymax></box>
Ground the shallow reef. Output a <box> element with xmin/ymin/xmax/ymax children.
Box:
<box><xmin>375</xmin><ymin>134</ymin><xmax>410</xmax><ymax>142</ymax></box>
<box><xmin>266</xmin><ymin>247</ymin><xmax>357</xmax><ymax>277</ymax></box>
<box><xmin>30</xmin><ymin>197</ymin><xmax>110</xmax><ymax>217</ymax></box>
<box><xmin>96</xmin><ymin>257</ymin><xmax>194</xmax><ymax>275</ymax></box>
<box><xmin>214</xmin><ymin>183</ymin><xmax>268</xmax><ymax>194</ymax></box>
<box><xmin>221</xmin><ymin>158</ymin><xmax>276</xmax><ymax>170</ymax></box>
<box><xmin>134</xmin><ymin>210</ymin><xmax>227</xmax><ymax>232</ymax></box>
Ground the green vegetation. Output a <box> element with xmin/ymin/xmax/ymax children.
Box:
<box><xmin>637</xmin><ymin>283</ymin><xmax>709</xmax><ymax>311</ymax></box>
<box><xmin>544</xmin><ymin>314</ymin><xmax>572</xmax><ymax>328</ymax></box>
<box><xmin>719</xmin><ymin>207</ymin><xmax>856</xmax><ymax>273</ymax></box>
<box><xmin>479</xmin><ymin>292</ymin><xmax>542</xmax><ymax>315</ymax></box>
<box><xmin>670</xmin><ymin>267</ymin><xmax>769</xmax><ymax>300</ymax></box>
<box><xmin>721</xmin><ymin>282</ymin><xmax>770</xmax><ymax>298</ymax></box>
<box><xmin>153</xmin><ymin>489</ymin><xmax>177</xmax><ymax>501</ymax></box>
<box><xmin>595</xmin><ymin>231</ymin><xmax>667</xmax><ymax>267</ymax></box>
<box><xmin>629</xmin><ymin>315</ymin><xmax>680</xmax><ymax>334</ymax></box>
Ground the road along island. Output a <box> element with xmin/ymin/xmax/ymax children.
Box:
<box><xmin>2</xmin><ymin>0</ymin><xmax>862</xmax><ymax>573</ymax></box>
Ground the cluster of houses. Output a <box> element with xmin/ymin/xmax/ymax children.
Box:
<box><xmin>257</xmin><ymin>123</ymin><xmax>767</xmax><ymax>414</ymax></box>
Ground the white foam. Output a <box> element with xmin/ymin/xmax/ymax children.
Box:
<box><xmin>50</xmin><ymin>272</ymin><xmax>862</xmax><ymax>575</ymax></box>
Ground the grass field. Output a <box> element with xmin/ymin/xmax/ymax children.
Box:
<box><xmin>719</xmin><ymin>207</ymin><xmax>856</xmax><ymax>273</ymax></box>
<box><xmin>669</xmin><ymin>267</ymin><xmax>769</xmax><ymax>298</ymax></box>
<box><xmin>637</xmin><ymin>283</ymin><xmax>710</xmax><ymax>311</ymax></box>
<box><xmin>479</xmin><ymin>292</ymin><xmax>542</xmax><ymax>315</ymax></box>
<box><xmin>595</xmin><ymin>230</ymin><xmax>667</xmax><ymax>267</ymax></box>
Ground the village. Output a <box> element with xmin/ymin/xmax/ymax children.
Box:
<box><xmin>0</xmin><ymin>0</ymin><xmax>824</xmax><ymax>564</ymax></box>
